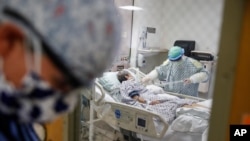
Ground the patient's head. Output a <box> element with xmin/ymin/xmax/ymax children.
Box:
<box><xmin>117</xmin><ymin>70</ymin><xmax>133</xmax><ymax>83</ymax></box>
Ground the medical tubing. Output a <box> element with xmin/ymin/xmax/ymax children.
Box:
<box><xmin>157</xmin><ymin>80</ymin><xmax>183</xmax><ymax>87</ymax></box>
<box><xmin>164</xmin><ymin>80</ymin><xmax>183</xmax><ymax>85</ymax></box>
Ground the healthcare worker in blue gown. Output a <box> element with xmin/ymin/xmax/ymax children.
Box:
<box><xmin>0</xmin><ymin>0</ymin><xmax>121</xmax><ymax>140</ymax></box>
<box><xmin>142</xmin><ymin>46</ymin><xmax>209</xmax><ymax>97</ymax></box>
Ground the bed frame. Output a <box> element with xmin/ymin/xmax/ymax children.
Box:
<box><xmin>81</xmin><ymin>67</ymin><xmax>206</xmax><ymax>141</ymax></box>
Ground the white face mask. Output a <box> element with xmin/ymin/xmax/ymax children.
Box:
<box><xmin>0</xmin><ymin>37</ymin><xmax>77</xmax><ymax>123</ymax></box>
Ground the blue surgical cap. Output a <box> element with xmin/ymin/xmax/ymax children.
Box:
<box><xmin>168</xmin><ymin>46</ymin><xmax>185</xmax><ymax>61</ymax></box>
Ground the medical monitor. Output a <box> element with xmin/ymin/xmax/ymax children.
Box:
<box><xmin>137</xmin><ymin>117</ymin><xmax>146</xmax><ymax>127</ymax></box>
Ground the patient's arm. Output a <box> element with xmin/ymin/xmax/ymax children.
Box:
<box><xmin>132</xmin><ymin>95</ymin><xmax>147</xmax><ymax>104</ymax></box>
<box><xmin>132</xmin><ymin>95</ymin><xmax>161</xmax><ymax>105</ymax></box>
<box><xmin>149</xmin><ymin>100</ymin><xmax>160</xmax><ymax>105</ymax></box>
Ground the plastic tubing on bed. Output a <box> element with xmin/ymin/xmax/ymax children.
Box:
<box><xmin>128</xmin><ymin>67</ymin><xmax>206</xmax><ymax>102</ymax></box>
<box><xmin>93</xmin><ymin>81</ymin><xmax>106</xmax><ymax>106</ymax></box>
<box><xmin>163</xmin><ymin>91</ymin><xmax>206</xmax><ymax>101</ymax></box>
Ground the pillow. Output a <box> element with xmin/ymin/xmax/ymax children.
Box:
<box><xmin>171</xmin><ymin>114</ymin><xmax>208</xmax><ymax>133</ymax></box>
<box><xmin>110</xmin><ymin>87</ymin><xmax>122</xmax><ymax>102</ymax></box>
<box><xmin>98</xmin><ymin>72</ymin><xmax>121</xmax><ymax>92</ymax></box>
<box><xmin>95</xmin><ymin>86</ymin><xmax>116</xmax><ymax>102</ymax></box>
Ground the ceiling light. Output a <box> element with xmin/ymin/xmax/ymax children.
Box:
<box><xmin>119</xmin><ymin>6</ymin><xmax>143</xmax><ymax>11</ymax></box>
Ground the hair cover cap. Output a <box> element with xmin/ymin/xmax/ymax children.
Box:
<box><xmin>1</xmin><ymin>0</ymin><xmax>121</xmax><ymax>87</ymax></box>
<box><xmin>168</xmin><ymin>46</ymin><xmax>185</xmax><ymax>61</ymax></box>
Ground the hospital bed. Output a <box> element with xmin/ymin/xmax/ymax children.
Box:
<box><xmin>80</xmin><ymin>68</ymin><xmax>212</xmax><ymax>141</ymax></box>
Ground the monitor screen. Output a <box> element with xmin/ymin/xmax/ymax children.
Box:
<box><xmin>137</xmin><ymin>118</ymin><xmax>146</xmax><ymax>127</ymax></box>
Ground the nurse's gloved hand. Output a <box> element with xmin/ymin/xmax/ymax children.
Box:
<box><xmin>183</xmin><ymin>78</ymin><xmax>192</xmax><ymax>84</ymax></box>
<box><xmin>141</xmin><ymin>76</ymin><xmax>151</xmax><ymax>84</ymax></box>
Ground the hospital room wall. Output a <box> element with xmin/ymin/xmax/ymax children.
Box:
<box><xmin>130</xmin><ymin>0</ymin><xmax>166</xmax><ymax>67</ymax></box>
<box><xmin>130</xmin><ymin>0</ymin><xmax>225</xmax><ymax>68</ymax></box>
<box><xmin>109</xmin><ymin>0</ymin><xmax>133</xmax><ymax>71</ymax></box>
<box><xmin>162</xmin><ymin>0</ymin><xmax>224</xmax><ymax>55</ymax></box>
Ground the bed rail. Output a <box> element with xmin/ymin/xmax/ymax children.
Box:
<box><xmin>80</xmin><ymin>80</ymin><xmax>106</xmax><ymax>106</ymax></box>
<box><xmin>85</xmin><ymin>80</ymin><xmax>107</xmax><ymax>141</ymax></box>
<box><xmin>164</xmin><ymin>91</ymin><xmax>206</xmax><ymax>101</ymax></box>
<box><xmin>105</xmin><ymin>101</ymin><xmax>169</xmax><ymax>139</ymax></box>
<box><xmin>93</xmin><ymin>81</ymin><xmax>106</xmax><ymax>105</ymax></box>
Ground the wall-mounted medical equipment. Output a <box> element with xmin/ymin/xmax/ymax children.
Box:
<box><xmin>174</xmin><ymin>40</ymin><xmax>196</xmax><ymax>57</ymax></box>
<box><xmin>191</xmin><ymin>51</ymin><xmax>214</xmax><ymax>61</ymax></box>
<box><xmin>136</xmin><ymin>27</ymin><xmax>156</xmax><ymax>67</ymax></box>
<box><xmin>139</xmin><ymin>27</ymin><xmax>156</xmax><ymax>49</ymax></box>
<box><xmin>137</xmin><ymin>53</ymin><xmax>146</xmax><ymax>67</ymax></box>
<box><xmin>191</xmin><ymin>51</ymin><xmax>215</xmax><ymax>94</ymax></box>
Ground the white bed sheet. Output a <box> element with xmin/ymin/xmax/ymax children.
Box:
<box><xmin>94</xmin><ymin>85</ymin><xmax>212</xmax><ymax>141</ymax></box>
<box><xmin>137</xmin><ymin>99</ymin><xmax>212</xmax><ymax>141</ymax></box>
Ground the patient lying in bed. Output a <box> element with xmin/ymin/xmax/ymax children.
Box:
<box><xmin>117</xmin><ymin>70</ymin><xmax>207</xmax><ymax>123</ymax></box>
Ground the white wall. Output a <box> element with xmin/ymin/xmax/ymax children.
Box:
<box><xmin>130</xmin><ymin>0</ymin><xmax>224</xmax><ymax>67</ymax></box>
<box><xmin>130</xmin><ymin>0</ymin><xmax>165</xmax><ymax>67</ymax></box>
<box><xmin>110</xmin><ymin>0</ymin><xmax>133</xmax><ymax>71</ymax></box>
<box><xmin>163</xmin><ymin>0</ymin><xmax>224</xmax><ymax>55</ymax></box>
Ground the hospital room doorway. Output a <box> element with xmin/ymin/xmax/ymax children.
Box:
<box><xmin>74</xmin><ymin>0</ymin><xmax>225</xmax><ymax>141</ymax></box>
<box><xmin>61</xmin><ymin>0</ymin><xmax>250</xmax><ymax>141</ymax></box>
<box><xmin>208</xmin><ymin>0</ymin><xmax>250</xmax><ymax>141</ymax></box>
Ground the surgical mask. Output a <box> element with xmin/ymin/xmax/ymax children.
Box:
<box><xmin>0</xmin><ymin>37</ymin><xmax>77</xmax><ymax>123</ymax></box>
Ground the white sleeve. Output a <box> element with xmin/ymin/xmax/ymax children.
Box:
<box><xmin>146</xmin><ymin>69</ymin><xmax>158</xmax><ymax>80</ymax></box>
<box><xmin>189</xmin><ymin>72</ymin><xmax>208</xmax><ymax>83</ymax></box>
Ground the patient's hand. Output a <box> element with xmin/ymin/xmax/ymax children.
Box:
<box><xmin>149</xmin><ymin>100</ymin><xmax>160</xmax><ymax>105</ymax></box>
<box><xmin>137</xmin><ymin>97</ymin><xmax>147</xmax><ymax>104</ymax></box>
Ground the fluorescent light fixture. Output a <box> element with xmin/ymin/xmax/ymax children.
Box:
<box><xmin>119</xmin><ymin>6</ymin><xmax>143</xmax><ymax>11</ymax></box>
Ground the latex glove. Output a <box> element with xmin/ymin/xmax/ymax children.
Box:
<box><xmin>141</xmin><ymin>70</ymin><xmax>158</xmax><ymax>84</ymax></box>
<box><xmin>141</xmin><ymin>76</ymin><xmax>152</xmax><ymax>84</ymax></box>
<box><xmin>183</xmin><ymin>78</ymin><xmax>192</xmax><ymax>85</ymax></box>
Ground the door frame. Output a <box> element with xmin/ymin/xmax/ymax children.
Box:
<box><xmin>208</xmin><ymin>0</ymin><xmax>247</xmax><ymax>141</ymax></box>
<box><xmin>65</xmin><ymin>0</ymin><xmax>248</xmax><ymax>141</ymax></box>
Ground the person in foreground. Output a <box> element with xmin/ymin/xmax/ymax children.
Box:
<box><xmin>117</xmin><ymin>70</ymin><xmax>207</xmax><ymax>123</ymax></box>
<box><xmin>0</xmin><ymin>0</ymin><xmax>121</xmax><ymax>140</ymax></box>
<box><xmin>142</xmin><ymin>46</ymin><xmax>209</xmax><ymax>97</ymax></box>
